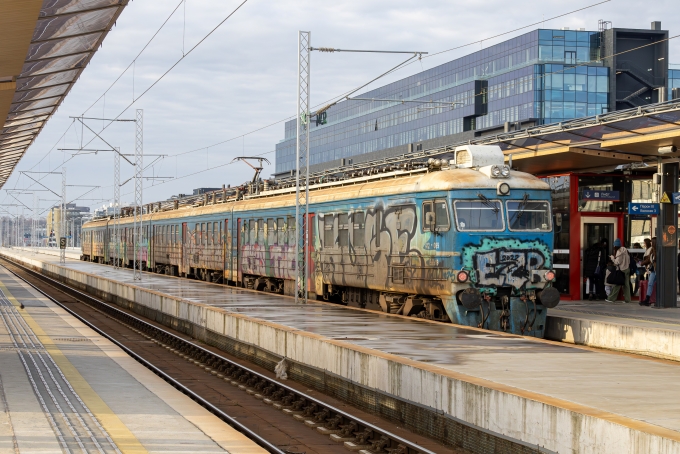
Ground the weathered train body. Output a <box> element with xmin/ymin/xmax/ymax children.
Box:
<box><xmin>82</xmin><ymin>146</ymin><xmax>559</xmax><ymax>337</ymax></box>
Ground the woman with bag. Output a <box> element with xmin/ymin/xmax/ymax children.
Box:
<box><xmin>640</xmin><ymin>237</ymin><xmax>656</xmax><ymax>306</ymax></box>
<box><xmin>606</xmin><ymin>238</ymin><xmax>631</xmax><ymax>303</ymax></box>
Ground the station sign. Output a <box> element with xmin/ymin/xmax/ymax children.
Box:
<box><xmin>59</xmin><ymin>237</ymin><xmax>66</xmax><ymax>249</ymax></box>
<box><xmin>628</xmin><ymin>203</ymin><xmax>659</xmax><ymax>215</ymax></box>
<box><xmin>582</xmin><ymin>190</ymin><xmax>619</xmax><ymax>201</ymax></box>
<box><xmin>672</xmin><ymin>192</ymin><xmax>680</xmax><ymax>204</ymax></box>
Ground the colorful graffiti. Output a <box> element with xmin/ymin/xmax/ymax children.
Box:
<box><xmin>461</xmin><ymin>238</ymin><xmax>552</xmax><ymax>290</ymax></box>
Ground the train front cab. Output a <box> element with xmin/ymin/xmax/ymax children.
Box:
<box><xmin>429</xmin><ymin>145</ymin><xmax>560</xmax><ymax>337</ymax></box>
<box><xmin>442</xmin><ymin>186</ymin><xmax>559</xmax><ymax>337</ymax></box>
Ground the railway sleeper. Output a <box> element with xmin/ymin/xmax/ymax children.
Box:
<box><xmin>9</xmin><ymin>259</ymin><xmax>436</xmax><ymax>454</ymax></box>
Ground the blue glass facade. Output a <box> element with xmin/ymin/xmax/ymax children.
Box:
<box><xmin>276</xmin><ymin>29</ymin><xmax>607</xmax><ymax>174</ymax></box>
<box><xmin>668</xmin><ymin>69</ymin><xmax>680</xmax><ymax>99</ymax></box>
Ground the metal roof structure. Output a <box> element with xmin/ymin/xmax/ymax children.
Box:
<box><xmin>0</xmin><ymin>0</ymin><xmax>129</xmax><ymax>188</ymax></box>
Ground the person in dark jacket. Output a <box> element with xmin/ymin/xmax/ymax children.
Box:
<box><xmin>583</xmin><ymin>240</ymin><xmax>606</xmax><ymax>300</ymax></box>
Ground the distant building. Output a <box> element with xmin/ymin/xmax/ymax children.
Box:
<box><xmin>275</xmin><ymin>21</ymin><xmax>670</xmax><ymax>175</ymax></box>
<box><xmin>46</xmin><ymin>203</ymin><xmax>91</xmax><ymax>247</ymax></box>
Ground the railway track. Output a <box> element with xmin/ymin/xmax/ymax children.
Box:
<box><xmin>0</xmin><ymin>257</ymin><xmax>450</xmax><ymax>454</ymax></box>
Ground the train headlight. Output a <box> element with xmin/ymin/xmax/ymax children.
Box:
<box><xmin>456</xmin><ymin>270</ymin><xmax>470</xmax><ymax>283</ymax></box>
<box><xmin>501</xmin><ymin>165</ymin><xmax>510</xmax><ymax>177</ymax></box>
<box><xmin>497</xmin><ymin>182</ymin><xmax>510</xmax><ymax>196</ymax></box>
<box><xmin>491</xmin><ymin>165</ymin><xmax>501</xmax><ymax>177</ymax></box>
<box><xmin>544</xmin><ymin>270</ymin><xmax>556</xmax><ymax>282</ymax></box>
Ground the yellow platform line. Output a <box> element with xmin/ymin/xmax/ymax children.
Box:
<box><xmin>0</xmin><ymin>281</ymin><xmax>148</xmax><ymax>454</ymax></box>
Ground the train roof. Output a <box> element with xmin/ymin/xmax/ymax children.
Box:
<box><xmin>84</xmin><ymin>168</ymin><xmax>548</xmax><ymax>228</ymax></box>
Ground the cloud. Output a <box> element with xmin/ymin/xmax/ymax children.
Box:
<box><xmin>6</xmin><ymin>0</ymin><xmax>678</xmax><ymax>210</ymax></box>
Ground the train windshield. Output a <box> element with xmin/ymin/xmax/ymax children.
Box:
<box><xmin>506</xmin><ymin>200</ymin><xmax>552</xmax><ymax>231</ymax></box>
<box><xmin>453</xmin><ymin>200</ymin><xmax>504</xmax><ymax>231</ymax></box>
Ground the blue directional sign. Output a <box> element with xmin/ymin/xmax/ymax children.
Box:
<box><xmin>583</xmin><ymin>190</ymin><xmax>619</xmax><ymax>201</ymax></box>
<box><xmin>628</xmin><ymin>203</ymin><xmax>659</xmax><ymax>215</ymax></box>
<box><xmin>672</xmin><ymin>192</ymin><xmax>680</xmax><ymax>204</ymax></box>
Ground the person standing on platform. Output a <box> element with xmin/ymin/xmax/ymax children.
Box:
<box><xmin>641</xmin><ymin>237</ymin><xmax>656</xmax><ymax>306</ymax></box>
<box><xmin>584</xmin><ymin>240</ymin><xmax>605</xmax><ymax>300</ymax></box>
<box><xmin>606</xmin><ymin>238</ymin><xmax>631</xmax><ymax>303</ymax></box>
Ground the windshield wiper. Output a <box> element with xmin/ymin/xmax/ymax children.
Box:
<box><xmin>477</xmin><ymin>193</ymin><xmax>499</xmax><ymax>213</ymax></box>
<box><xmin>512</xmin><ymin>193</ymin><xmax>530</xmax><ymax>222</ymax></box>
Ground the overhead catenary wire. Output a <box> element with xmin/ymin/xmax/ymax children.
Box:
<box><xmin>14</xmin><ymin>0</ymin><xmax>611</xmax><ymax>175</ymax></box>
<box><xmin>4</xmin><ymin>0</ymin><xmax>639</xmax><ymax>211</ymax></box>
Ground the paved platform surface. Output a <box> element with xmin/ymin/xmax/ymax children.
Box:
<box><xmin>0</xmin><ymin>262</ymin><xmax>265</xmax><ymax>453</ymax></box>
<box><xmin>551</xmin><ymin>300</ymin><xmax>680</xmax><ymax>332</ymax></box>
<box><xmin>6</xmin><ymin>248</ymin><xmax>680</xmax><ymax>453</ymax></box>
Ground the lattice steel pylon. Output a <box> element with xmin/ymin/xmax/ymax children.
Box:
<box><xmin>113</xmin><ymin>148</ymin><xmax>121</xmax><ymax>268</ymax></box>
<box><xmin>32</xmin><ymin>193</ymin><xmax>38</xmax><ymax>253</ymax></box>
<box><xmin>133</xmin><ymin>109</ymin><xmax>143</xmax><ymax>280</ymax></box>
<box><xmin>295</xmin><ymin>31</ymin><xmax>311</xmax><ymax>304</ymax></box>
<box><xmin>60</xmin><ymin>168</ymin><xmax>66</xmax><ymax>264</ymax></box>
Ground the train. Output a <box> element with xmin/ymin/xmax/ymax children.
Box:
<box><xmin>81</xmin><ymin>145</ymin><xmax>559</xmax><ymax>337</ymax></box>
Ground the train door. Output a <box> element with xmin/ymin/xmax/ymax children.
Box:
<box><xmin>181</xmin><ymin>222</ymin><xmax>187</xmax><ymax>276</ymax></box>
<box><xmin>223</xmin><ymin>219</ymin><xmax>232</xmax><ymax>282</ymax></box>
<box><xmin>236</xmin><ymin>218</ymin><xmax>242</xmax><ymax>285</ymax></box>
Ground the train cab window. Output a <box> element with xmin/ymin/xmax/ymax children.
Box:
<box><xmin>353</xmin><ymin>212</ymin><xmax>365</xmax><ymax>248</ymax></box>
<box><xmin>323</xmin><ymin>215</ymin><xmax>334</xmax><ymax>247</ymax></box>
<box><xmin>287</xmin><ymin>217</ymin><xmax>296</xmax><ymax>245</ymax></box>
<box><xmin>267</xmin><ymin>219</ymin><xmax>276</xmax><ymax>244</ymax></box>
<box><xmin>453</xmin><ymin>200</ymin><xmax>504</xmax><ymax>231</ymax></box>
<box><xmin>422</xmin><ymin>199</ymin><xmax>450</xmax><ymax>232</ymax></box>
<box><xmin>506</xmin><ymin>200</ymin><xmax>552</xmax><ymax>231</ymax></box>
<box><xmin>338</xmin><ymin>214</ymin><xmax>349</xmax><ymax>247</ymax></box>
<box><xmin>277</xmin><ymin>218</ymin><xmax>285</xmax><ymax>244</ymax></box>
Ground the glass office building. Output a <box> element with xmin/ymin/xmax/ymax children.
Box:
<box><xmin>669</xmin><ymin>69</ymin><xmax>680</xmax><ymax>99</ymax></box>
<box><xmin>275</xmin><ymin>28</ymin><xmax>624</xmax><ymax>174</ymax></box>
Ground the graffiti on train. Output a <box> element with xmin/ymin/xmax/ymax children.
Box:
<box><xmin>239</xmin><ymin>222</ymin><xmax>297</xmax><ymax>280</ymax></box>
<box><xmin>461</xmin><ymin>238</ymin><xmax>552</xmax><ymax>290</ymax></box>
<box><xmin>318</xmin><ymin>202</ymin><xmax>449</xmax><ymax>292</ymax></box>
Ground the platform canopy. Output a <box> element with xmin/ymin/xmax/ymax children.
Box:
<box><xmin>479</xmin><ymin>101</ymin><xmax>680</xmax><ymax>175</ymax></box>
<box><xmin>0</xmin><ymin>0</ymin><xmax>129</xmax><ymax>188</ymax></box>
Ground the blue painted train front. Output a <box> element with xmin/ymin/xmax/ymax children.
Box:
<box><xmin>82</xmin><ymin>145</ymin><xmax>559</xmax><ymax>337</ymax></box>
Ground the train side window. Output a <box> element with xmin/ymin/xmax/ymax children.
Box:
<box><xmin>338</xmin><ymin>213</ymin><xmax>349</xmax><ymax>247</ymax></box>
<box><xmin>257</xmin><ymin>219</ymin><xmax>264</xmax><ymax>244</ymax></box>
<box><xmin>421</xmin><ymin>200</ymin><xmax>450</xmax><ymax>232</ymax></box>
<box><xmin>287</xmin><ymin>216</ymin><xmax>296</xmax><ymax>246</ymax></box>
<box><xmin>434</xmin><ymin>199</ymin><xmax>450</xmax><ymax>231</ymax></box>
<box><xmin>249</xmin><ymin>220</ymin><xmax>255</xmax><ymax>244</ymax></box>
<box><xmin>422</xmin><ymin>201</ymin><xmax>434</xmax><ymax>232</ymax></box>
<box><xmin>277</xmin><ymin>218</ymin><xmax>285</xmax><ymax>244</ymax></box>
<box><xmin>267</xmin><ymin>219</ymin><xmax>276</xmax><ymax>244</ymax></box>
<box><xmin>324</xmin><ymin>214</ymin><xmax>334</xmax><ymax>248</ymax></box>
<box><xmin>213</xmin><ymin>222</ymin><xmax>218</xmax><ymax>244</ymax></box>
<box><xmin>353</xmin><ymin>212</ymin><xmax>365</xmax><ymax>248</ymax></box>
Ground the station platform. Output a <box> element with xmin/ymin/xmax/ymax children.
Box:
<box><xmin>546</xmin><ymin>300</ymin><xmax>680</xmax><ymax>362</ymax></box>
<box><xmin>3</xmin><ymin>249</ymin><xmax>680</xmax><ymax>454</ymax></box>
<box><xmin>11</xmin><ymin>246</ymin><xmax>82</xmax><ymax>260</ymax></box>
<box><xmin>0</xmin><ymin>258</ymin><xmax>265</xmax><ymax>453</ymax></box>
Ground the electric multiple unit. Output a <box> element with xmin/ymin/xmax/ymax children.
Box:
<box><xmin>82</xmin><ymin>145</ymin><xmax>559</xmax><ymax>337</ymax></box>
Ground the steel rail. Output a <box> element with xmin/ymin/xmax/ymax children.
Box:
<box><xmin>1</xmin><ymin>257</ymin><xmax>435</xmax><ymax>454</ymax></box>
<box><xmin>0</xmin><ymin>258</ymin><xmax>284</xmax><ymax>454</ymax></box>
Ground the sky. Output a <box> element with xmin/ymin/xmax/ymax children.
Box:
<box><xmin>4</xmin><ymin>0</ymin><xmax>680</xmax><ymax>215</ymax></box>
